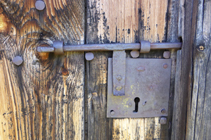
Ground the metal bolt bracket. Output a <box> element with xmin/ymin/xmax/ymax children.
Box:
<box><xmin>54</xmin><ymin>41</ymin><xmax>64</xmax><ymax>54</ymax></box>
<box><xmin>140</xmin><ymin>41</ymin><xmax>151</xmax><ymax>53</ymax></box>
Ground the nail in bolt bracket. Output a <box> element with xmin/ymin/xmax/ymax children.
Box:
<box><xmin>37</xmin><ymin>41</ymin><xmax>181</xmax><ymax>118</ymax></box>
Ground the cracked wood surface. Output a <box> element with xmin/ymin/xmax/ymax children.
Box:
<box><xmin>0</xmin><ymin>0</ymin><xmax>85</xmax><ymax>139</ymax></box>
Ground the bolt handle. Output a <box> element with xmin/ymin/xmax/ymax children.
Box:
<box><xmin>37</xmin><ymin>41</ymin><xmax>182</xmax><ymax>54</ymax></box>
<box><xmin>37</xmin><ymin>41</ymin><xmax>64</xmax><ymax>54</ymax></box>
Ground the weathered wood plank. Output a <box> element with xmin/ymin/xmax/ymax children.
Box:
<box><xmin>166</xmin><ymin>0</ymin><xmax>180</xmax><ymax>139</ymax></box>
<box><xmin>0</xmin><ymin>0</ymin><xmax>85</xmax><ymax>139</ymax></box>
<box><xmin>186</xmin><ymin>0</ymin><xmax>211</xmax><ymax>139</ymax></box>
<box><xmin>0</xmin><ymin>52</ymin><xmax>17</xmax><ymax>140</ymax></box>
<box><xmin>171</xmin><ymin>0</ymin><xmax>195</xmax><ymax>139</ymax></box>
<box><xmin>86</xmin><ymin>0</ymin><xmax>169</xmax><ymax>139</ymax></box>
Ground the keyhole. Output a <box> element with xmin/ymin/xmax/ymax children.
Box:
<box><xmin>133</xmin><ymin>97</ymin><xmax>140</xmax><ymax>113</ymax></box>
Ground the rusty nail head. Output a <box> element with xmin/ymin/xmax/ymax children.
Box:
<box><xmin>110</xmin><ymin>110</ymin><xmax>115</xmax><ymax>115</ymax></box>
<box><xmin>161</xmin><ymin>108</ymin><xmax>166</xmax><ymax>114</ymax></box>
<box><xmin>116</xmin><ymin>86</ymin><xmax>122</xmax><ymax>91</ymax></box>
<box><xmin>163</xmin><ymin>51</ymin><xmax>171</xmax><ymax>59</ymax></box>
<box><xmin>199</xmin><ymin>45</ymin><xmax>204</xmax><ymax>51</ymax></box>
<box><xmin>159</xmin><ymin>117</ymin><xmax>167</xmax><ymax>124</ymax></box>
<box><xmin>130</xmin><ymin>50</ymin><xmax>139</xmax><ymax>58</ymax></box>
<box><xmin>85</xmin><ymin>52</ymin><xmax>94</xmax><ymax>61</ymax></box>
<box><xmin>116</xmin><ymin>75</ymin><xmax>122</xmax><ymax>81</ymax></box>
<box><xmin>35</xmin><ymin>0</ymin><xmax>46</xmax><ymax>11</ymax></box>
<box><xmin>163</xmin><ymin>63</ymin><xmax>168</xmax><ymax>69</ymax></box>
<box><xmin>12</xmin><ymin>56</ymin><xmax>23</xmax><ymax>66</ymax></box>
<box><xmin>137</xmin><ymin>66</ymin><xmax>145</xmax><ymax>72</ymax></box>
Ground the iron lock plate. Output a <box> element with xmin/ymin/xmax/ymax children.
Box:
<box><xmin>107</xmin><ymin>58</ymin><xmax>171</xmax><ymax>118</ymax></box>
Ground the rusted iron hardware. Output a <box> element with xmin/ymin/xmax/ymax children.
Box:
<box><xmin>37</xmin><ymin>41</ymin><xmax>179</xmax><ymax>118</ymax></box>
<box><xmin>37</xmin><ymin>41</ymin><xmax>182</xmax><ymax>54</ymax></box>
<box><xmin>107</xmin><ymin>58</ymin><xmax>171</xmax><ymax>118</ymax></box>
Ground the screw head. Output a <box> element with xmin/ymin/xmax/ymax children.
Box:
<box><xmin>199</xmin><ymin>45</ymin><xmax>204</xmax><ymax>51</ymax></box>
<box><xmin>130</xmin><ymin>50</ymin><xmax>139</xmax><ymax>58</ymax></box>
<box><xmin>116</xmin><ymin>86</ymin><xmax>122</xmax><ymax>91</ymax></box>
<box><xmin>159</xmin><ymin>117</ymin><xmax>167</xmax><ymax>124</ymax></box>
<box><xmin>163</xmin><ymin>51</ymin><xmax>171</xmax><ymax>59</ymax></box>
<box><xmin>85</xmin><ymin>52</ymin><xmax>94</xmax><ymax>61</ymax></box>
<box><xmin>137</xmin><ymin>66</ymin><xmax>145</xmax><ymax>72</ymax></box>
<box><xmin>35</xmin><ymin>0</ymin><xmax>46</xmax><ymax>11</ymax></box>
<box><xmin>163</xmin><ymin>63</ymin><xmax>168</xmax><ymax>69</ymax></box>
<box><xmin>110</xmin><ymin>110</ymin><xmax>115</xmax><ymax>115</ymax></box>
<box><xmin>12</xmin><ymin>56</ymin><xmax>23</xmax><ymax>66</ymax></box>
<box><xmin>161</xmin><ymin>108</ymin><xmax>166</xmax><ymax>114</ymax></box>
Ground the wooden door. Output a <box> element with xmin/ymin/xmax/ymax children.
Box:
<box><xmin>0</xmin><ymin>0</ymin><xmax>210</xmax><ymax>140</ymax></box>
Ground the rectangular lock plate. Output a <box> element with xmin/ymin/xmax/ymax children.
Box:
<box><xmin>107</xmin><ymin>58</ymin><xmax>171</xmax><ymax>118</ymax></box>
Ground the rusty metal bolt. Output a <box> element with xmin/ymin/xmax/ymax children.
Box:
<box><xmin>159</xmin><ymin>117</ymin><xmax>167</xmax><ymax>124</ymax></box>
<box><xmin>12</xmin><ymin>56</ymin><xmax>23</xmax><ymax>66</ymax></box>
<box><xmin>163</xmin><ymin>51</ymin><xmax>171</xmax><ymax>59</ymax></box>
<box><xmin>161</xmin><ymin>108</ymin><xmax>166</xmax><ymax>114</ymax></box>
<box><xmin>116</xmin><ymin>86</ymin><xmax>123</xmax><ymax>91</ymax></box>
<box><xmin>137</xmin><ymin>66</ymin><xmax>145</xmax><ymax>72</ymax></box>
<box><xmin>35</xmin><ymin>0</ymin><xmax>46</xmax><ymax>11</ymax></box>
<box><xmin>110</xmin><ymin>110</ymin><xmax>115</xmax><ymax>115</ymax></box>
<box><xmin>85</xmin><ymin>52</ymin><xmax>94</xmax><ymax>61</ymax></box>
<box><xmin>163</xmin><ymin>63</ymin><xmax>168</xmax><ymax>69</ymax></box>
<box><xmin>130</xmin><ymin>50</ymin><xmax>139</xmax><ymax>58</ymax></box>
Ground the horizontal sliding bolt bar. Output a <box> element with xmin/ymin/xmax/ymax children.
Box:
<box><xmin>36</xmin><ymin>41</ymin><xmax>182</xmax><ymax>54</ymax></box>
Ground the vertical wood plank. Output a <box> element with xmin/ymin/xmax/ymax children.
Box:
<box><xmin>0</xmin><ymin>0</ymin><xmax>85</xmax><ymax>139</ymax></box>
<box><xmin>0</xmin><ymin>52</ymin><xmax>17</xmax><ymax>140</ymax></box>
<box><xmin>171</xmin><ymin>0</ymin><xmax>196</xmax><ymax>139</ymax></box>
<box><xmin>86</xmin><ymin>0</ymin><xmax>169</xmax><ymax>139</ymax></box>
<box><xmin>186</xmin><ymin>0</ymin><xmax>211</xmax><ymax>139</ymax></box>
<box><xmin>166</xmin><ymin>0</ymin><xmax>180</xmax><ymax>139</ymax></box>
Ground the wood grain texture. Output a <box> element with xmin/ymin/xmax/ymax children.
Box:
<box><xmin>171</xmin><ymin>0</ymin><xmax>195</xmax><ymax>139</ymax></box>
<box><xmin>186</xmin><ymin>0</ymin><xmax>211</xmax><ymax>139</ymax></box>
<box><xmin>86</xmin><ymin>0</ymin><xmax>169</xmax><ymax>139</ymax></box>
<box><xmin>0</xmin><ymin>0</ymin><xmax>85</xmax><ymax>139</ymax></box>
<box><xmin>166</xmin><ymin>0</ymin><xmax>180</xmax><ymax>139</ymax></box>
